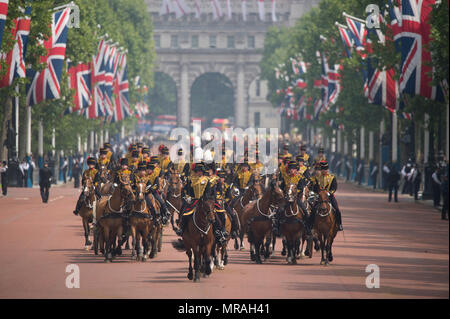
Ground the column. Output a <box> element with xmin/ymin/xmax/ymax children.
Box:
<box><xmin>104</xmin><ymin>130</ymin><xmax>109</xmax><ymax>143</ymax></box>
<box><xmin>369</xmin><ymin>131</ymin><xmax>374</xmax><ymax>161</ymax></box>
<box><xmin>90</xmin><ymin>131</ymin><xmax>94</xmax><ymax>154</ymax></box>
<box><xmin>99</xmin><ymin>130</ymin><xmax>104</xmax><ymax>148</ymax></box>
<box><xmin>378</xmin><ymin>119</ymin><xmax>385</xmax><ymax>189</ymax></box>
<box><xmin>51</xmin><ymin>128</ymin><xmax>56</xmax><ymax>157</ymax></box>
<box><xmin>337</xmin><ymin>129</ymin><xmax>341</xmax><ymax>154</ymax></box>
<box><xmin>179</xmin><ymin>63</ymin><xmax>190</xmax><ymax>128</ymax></box>
<box><xmin>15</xmin><ymin>85</ymin><xmax>19</xmax><ymax>155</ymax></box>
<box><xmin>235</xmin><ymin>62</ymin><xmax>246</xmax><ymax>128</ymax></box>
<box><xmin>392</xmin><ymin>112</ymin><xmax>398</xmax><ymax>163</ymax></box>
<box><xmin>38</xmin><ymin>120</ymin><xmax>44</xmax><ymax>158</ymax></box>
<box><xmin>26</xmin><ymin>106</ymin><xmax>31</xmax><ymax>156</ymax></box>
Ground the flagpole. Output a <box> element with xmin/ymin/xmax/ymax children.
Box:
<box><xmin>15</xmin><ymin>85</ymin><xmax>19</xmax><ymax>158</ymax></box>
<box><xmin>392</xmin><ymin>111</ymin><xmax>398</xmax><ymax>164</ymax></box>
<box><xmin>26</xmin><ymin>105</ymin><xmax>31</xmax><ymax>156</ymax></box>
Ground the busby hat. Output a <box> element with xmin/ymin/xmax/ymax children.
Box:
<box><xmin>120</xmin><ymin>158</ymin><xmax>128</xmax><ymax>166</ymax></box>
<box><xmin>300</xmin><ymin>145</ymin><xmax>307</xmax><ymax>151</ymax></box>
<box><xmin>158</xmin><ymin>144</ymin><xmax>166</xmax><ymax>153</ymax></box>
<box><xmin>296</xmin><ymin>155</ymin><xmax>304</xmax><ymax>162</ymax></box>
<box><xmin>283</xmin><ymin>143</ymin><xmax>289</xmax><ymax>150</ymax></box>
<box><xmin>162</xmin><ymin>146</ymin><xmax>169</xmax><ymax>155</ymax></box>
<box><xmin>99</xmin><ymin>148</ymin><xmax>108</xmax><ymax>155</ymax></box>
<box><xmin>142</xmin><ymin>147</ymin><xmax>150</xmax><ymax>154</ymax></box>
<box><xmin>136</xmin><ymin>142</ymin><xmax>143</xmax><ymax>148</ymax></box>
<box><xmin>320</xmin><ymin>160</ymin><xmax>329</xmax><ymax>170</ymax></box>
<box><xmin>104</xmin><ymin>142</ymin><xmax>112</xmax><ymax>149</ymax></box>
<box><xmin>178</xmin><ymin>148</ymin><xmax>183</xmax><ymax>155</ymax></box>
<box><xmin>147</xmin><ymin>163</ymin><xmax>155</xmax><ymax>170</ymax></box>
<box><xmin>131</xmin><ymin>150</ymin><xmax>139</xmax><ymax>158</ymax></box>
<box><xmin>138</xmin><ymin>162</ymin><xmax>147</xmax><ymax>171</ymax></box>
<box><xmin>193</xmin><ymin>162</ymin><xmax>205</xmax><ymax>172</ymax></box>
<box><xmin>318</xmin><ymin>147</ymin><xmax>324</xmax><ymax>153</ymax></box>
<box><xmin>287</xmin><ymin>160</ymin><xmax>298</xmax><ymax>170</ymax></box>
<box><xmin>217</xmin><ymin>169</ymin><xmax>226</xmax><ymax>178</ymax></box>
<box><xmin>87</xmin><ymin>157</ymin><xmax>96</xmax><ymax>166</ymax></box>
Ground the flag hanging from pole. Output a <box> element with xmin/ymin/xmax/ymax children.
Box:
<box><xmin>159</xmin><ymin>0</ymin><xmax>174</xmax><ymax>16</ymax></box>
<box><xmin>241</xmin><ymin>0</ymin><xmax>247</xmax><ymax>21</ymax></box>
<box><xmin>271</xmin><ymin>0</ymin><xmax>277</xmax><ymax>22</ymax></box>
<box><xmin>257</xmin><ymin>0</ymin><xmax>265</xmax><ymax>21</ymax></box>
<box><xmin>211</xmin><ymin>0</ymin><xmax>223</xmax><ymax>20</ymax></box>
<box><xmin>0</xmin><ymin>4</ymin><xmax>32</xmax><ymax>88</ymax></box>
<box><xmin>0</xmin><ymin>0</ymin><xmax>9</xmax><ymax>50</ymax></box>
<box><xmin>66</xmin><ymin>62</ymin><xmax>91</xmax><ymax>113</ymax></box>
<box><xmin>26</xmin><ymin>7</ymin><xmax>70</xmax><ymax>107</ymax></box>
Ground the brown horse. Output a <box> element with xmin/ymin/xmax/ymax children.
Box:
<box><xmin>280</xmin><ymin>184</ymin><xmax>306</xmax><ymax>264</ymax></box>
<box><xmin>232</xmin><ymin>182</ymin><xmax>264</xmax><ymax>251</ymax></box>
<box><xmin>96</xmin><ymin>173</ymin><xmax>135</xmax><ymax>262</ymax></box>
<box><xmin>129</xmin><ymin>181</ymin><xmax>153</xmax><ymax>262</ymax></box>
<box><xmin>182</xmin><ymin>194</ymin><xmax>216</xmax><ymax>282</ymax></box>
<box><xmin>98</xmin><ymin>166</ymin><xmax>114</xmax><ymax>197</ymax></box>
<box><xmin>314</xmin><ymin>189</ymin><xmax>338</xmax><ymax>265</ymax></box>
<box><xmin>165</xmin><ymin>172</ymin><xmax>183</xmax><ymax>232</ymax></box>
<box><xmin>241</xmin><ymin>179</ymin><xmax>285</xmax><ymax>264</ymax></box>
<box><xmin>77</xmin><ymin>178</ymin><xmax>96</xmax><ymax>250</ymax></box>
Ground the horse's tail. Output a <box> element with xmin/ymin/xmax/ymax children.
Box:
<box><xmin>171</xmin><ymin>239</ymin><xmax>185</xmax><ymax>251</ymax></box>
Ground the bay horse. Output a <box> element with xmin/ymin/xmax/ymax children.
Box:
<box><xmin>314</xmin><ymin>189</ymin><xmax>338</xmax><ymax>265</ymax></box>
<box><xmin>77</xmin><ymin>177</ymin><xmax>95</xmax><ymax>250</ymax></box>
<box><xmin>280</xmin><ymin>184</ymin><xmax>306</xmax><ymax>264</ymax></box>
<box><xmin>165</xmin><ymin>172</ymin><xmax>183</xmax><ymax>232</ymax></box>
<box><xmin>232</xmin><ymin>181</ymin><xmax>264</xmax><ymax>251</ymax></box>
<box><xmin>98</xmin><ymin>165</ymin><xmax>113</xmax><ymax>197</ymax></box>
<box><xmin>241</xmin><ymin>179</ymin><xmax>285</xmax><ymax>264</ymax></box>
<box><xmin>129</xmin><ymin>181</ymin><xmax>153</xmax><ymax>262</ymax></box>
<box><xmin>182</xmin><ymin>193</ymin><xmax>216</xmax><ymax>282</ymax></box>
<box><xmin>96</xmin><ymin>173</ymin><xmax>135</xmax><ymax>262</ymax></box>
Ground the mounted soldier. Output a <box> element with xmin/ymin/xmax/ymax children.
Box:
<box><xmin>96</xmin><ymin>148</ymin><xmax>113</xmax><ymax>172</ymax></box>
<box><xmin>313</xmin><ymin>147</ymin><xmax>326</xmax><ymax>165</ymax></box>
<box><xmin>128</xmin><ymin>150</ymin><xmax>140</xmax><ymax>172</ymax></box>
<box><xmin>233</xmin><ymin>161</ymin><xmax>254</xmax><ymax>194</ymax></box>
<box><xmin>215</xmin><ymin>169</ymin><xmax>240</xmax><ymax>239</ymax></box>
<box><xmin>145</xmin><ymin>162</ymin><xmax>171</xmax><ymax>224</ymax></box>
<box><xmin>299</xmin><ymin>145</ymin><xmax>311</xmax><ymax>168</ymax></box>
<box><xmin>103</xmin><ymin>142</ymin><xmax>116</xmax><ymax>169</ymax></box>
<box><xmin>73</xmin><ymin>157</ymin><xmax>102</xmax><ymax>216</ymax></box>
<box><xmin>176</xmin><ymin>162</ymin><xmax>227</xmax><ymax>244</ymax></box>
<box><xmin>141</xmin><ymin>147</ymin><xmax>151</xmax><ymax>164</ymax></box>
<box><xmin>310</xmin><ymin>160</ymin><xmax>343</xmax><ymax>231</ymax></box>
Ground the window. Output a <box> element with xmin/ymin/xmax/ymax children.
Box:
<box><xmin>171</xmin><ymin>35</ymin><xmax>178</xmax><ymax>48</ymax></box>
<box><xmin>256</xmin><ymin>78</ymin><xmax>261</xmax><ymax>97</ymax></box>
<box><xmin>254</xmin><ymin>112</ymin><xmax>261</xmax><ymax>127</ymax></box>
<box><xmin>227</xmin><ymin>36</ymin><xmax>235</xmax><ymax>49</ymax></box>
<box><xmin>248</xmin><ymin>35</ymin><xmax>255</xmax><ymax>48</ymax></box>
<box><xmin>192</xmin><ymin>35</ymin><xmax>198</xmax><ymax>48</ymax></box>
<box><xmin>209</xmin><ymin>35</ymin><xmax>216</xmax><ymax>48</ymax></box>
<box><xmin>154</xmin><ymin>35</ymin><xmax>160</xmax><ymax>48</ymax></box>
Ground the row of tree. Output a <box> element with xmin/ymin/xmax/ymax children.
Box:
<box><xmin>260</xmin><ymin>0</ymin><xmax>448</xmax><ymax>162</ymax></box>
<box><xmin>0</xmin><ymin>0</ymin><xmax>156</xmax><ymax>160</ymax></box>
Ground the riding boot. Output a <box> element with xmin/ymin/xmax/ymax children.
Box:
<box><xmin>226</xmin><ymin>206</ymin><xmax>239</xmax><ymax>239</ymax></box>
<box><xmin>154</xmin><ymin>191</ymin><xmax>171</xmax><ymax>224</ymax></box>
<box><xmin>212</xmin><ymin>218</ymin><xmax>227</xmax><ymax>244</ymax></box>
<box><xmin>330</xmin><ymin>195</ymin><xmax>343</xmax><ymax>231</ymax></box>
<box><xmin>73</xmin><ymin>193</ymin><xmax>84</xmax><ymax>215</ymax></box>
<box><xmin>145</xmin><ymin>195</ymin><xmax>159</xmax><ymax>224</ymax></box>
<box><xmin>176</xmin><ymin>214</ymin><xmax>187</xmax><ymax>236</ymax></box>
<box><xmin>94</xmin><ymin>187</ymin><xmax>102</xmax><ymax>200</ymax></box>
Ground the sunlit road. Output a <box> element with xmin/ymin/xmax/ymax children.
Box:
<box><xmin>0</xmin><ymin>181</ymin><xmax>448</xmax><ymax>299</ymax></box>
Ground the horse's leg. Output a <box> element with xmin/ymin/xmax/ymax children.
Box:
<box><xmin>254</xmin><ymin>240</ymin><xmax>262</xmax><ymax>264</ymax></box>
<box><xmin>93</xmin><ymin>224</ymin><xmax>99</xmax><ymax>255</ymax></box>
<box><xmin>281</xmin><ymin>237</ymin><xmax>287</xmax><ymax>256</ymax></box>
<box><xmin>187</xmin><ymin>249</ymin><xmax>193</xmax><ymax>280</ymax></box>
<box><xmin>136</xmin><ymin>231</ymin><xmax>143</xmax><ymax>262</ymax></box>
<box><xmin>271</xmin><ymin>232</ymin><xmax>276</xmax><ymax>255</ymax></box>
<box><xmin>193</xmin><ymin>246</ymin><xmax>200</xmax><ymax>282</ymax></box>
<box><xmin>320</xmin><ymin>234</ymin><xmax>327</xmax><ymax>265</ymax></box>
<box><xmin>264</xmin><ymin>233</ymin><xmax>271</xmax><ymax>259</ymax></box>
<box><xmin>103</xmin><ymin>226</ymin><xmax>111</xmax><ymax>262</ymax></box>
<box><xmin>82</xmin><ymin>217</ymin><xmax>91</xmax><ymax>249</ymax></box>
<box><xmin>248</xmin><ymin>230</ymin><xmax>255</xmax><ymax>261</ymax></box>
<box><xmin>223</xmin><ymin>243</ymin><xmax>229</xmax><ymax>266</ymax></box>
<box><xmin>130</xmin><ymin>224</ymin><xmax>137</xmax><ymax>260</ymax></box>
<box><xmin>157</xmin><ymin>226</ymin><xmax>163</xmax><ymax>252</ymax></box>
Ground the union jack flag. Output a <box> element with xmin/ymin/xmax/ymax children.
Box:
<box><xmin>313</xmin><ymin>98</ymin><xmax>323</xmax><ymax>120</ymax></box>
<box><xmin>26</xmin><ymin>8</ymin><xmax>70</xmax><ymax>107</ymax></box>
<box><xmin>112</xmin><ymin>52</ymin><xmax>131</xmax><ymax>122</ymax></box>
<box><xmin>390</xmin><ymin>0</ymin><xmax>445</xmax><ymax>102</ymax></box>
<box><xmin>0</xmin><ymin>0</ymin><xmax>9</xmax><ymax>51</ymax></box>
<box><xmin>345</xmin><ymin>14</ymin><xmax>367</xmax><ymax>56</ymax></box>
<box><xmin>103</xmin><ymin>43</ymin><xmax>117</xmax><ymax>117</ymax></box>
<box><xmin>336</xmin><ymin>23</ymin><xmax>353</xmax><ymax>58</ymax></box>
<box><xmin>66</xmin><ymin>62</ymin><xmax>91</xmax><ymax>113</ymax></box>
<box><xmin>88</xmin><ymin>39</ymin><xmax>107</xmax><ymax>119</ymax></box>
<box><xmin>0</xmin><ymin>5</ymin><xmax>31</xmax><ymax>88</ymax></box>
<box><xmin>327</xmin><ymin>63</ymin><xmax>341</xmax><ymax>109</ymax></box>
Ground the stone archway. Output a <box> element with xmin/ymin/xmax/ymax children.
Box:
<box><xmin>190</xmin><ymin>72</ymin><xmax>235</xmax><ymax>126</ymax></box>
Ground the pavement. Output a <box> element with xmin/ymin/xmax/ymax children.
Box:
<box><xmin>0</xmin><ymin>181</ymin><xmax>448</xmax><ymax>299</ymax></box>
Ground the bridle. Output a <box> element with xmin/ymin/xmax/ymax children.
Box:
<box><xmin>192</xmin><ymin>197</ymin><xmax>215</xmax><ymax>236</ymax></box>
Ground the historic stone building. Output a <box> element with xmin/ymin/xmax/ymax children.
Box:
<box><xmin>146</xmin><ymin>0</ymin><xmax>320</xmax><ymax>128</ymax></box>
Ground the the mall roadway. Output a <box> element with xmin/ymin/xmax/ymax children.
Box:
<box><xmin>0</xmin><ymin>180</ymin><xmax>448</xmax><ymax>299</ymax></box>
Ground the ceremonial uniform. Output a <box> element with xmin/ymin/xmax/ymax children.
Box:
<box><xmin>73</xmin><ymin>158</ymin><xmax>101</xmax><ymax>215</ymax></box>
<box><xmin>144</xmin><ymin>163</ymin><xmax>170</xmax><ymax>223</ymax></box>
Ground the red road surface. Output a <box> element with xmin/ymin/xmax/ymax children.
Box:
<box><xmin>0</xmin><ymin>181</ymin><xmax>448</xmax><ymax>298</ymax></box>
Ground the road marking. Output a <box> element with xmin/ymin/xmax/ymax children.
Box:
<box><xmin>14</xmin><ymin>197</ymin><xmax>30</xmax><ymax>201</ymax></box>
<box><xmin>49</xmin><ymin>195</ymin><xmax>64</xmax><ymax>202</ymax></box>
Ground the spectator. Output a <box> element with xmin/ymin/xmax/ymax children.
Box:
<box><xmin>382</xmin><ymin>162</ymin><xmax>391</xmax><ymax>191</ymax></box>
<box><xmin>0</xmin><ymin>161</ymin><xmax>8</xmax><ymax>196</ymax></box>
<box><xmin>357</xmin><ymin>159</ymin><xmax>364</xmax><ymax>185</ymax></box>
<box><xmin>29</xmin><ymin>156</ymin><xmax>36</xmax><ymax>186</ymax></box>
<box><xmin>441</xmin><ymin>174</ymin><xmax>448</xmax><ymax>220</ymax></box>
<box><xmin>401</xmin><ymin>159</ymin><xmax>413</xmax><ymax>195</ymax></box>
<box><xmin>345</xmin><ymin>156</ymin><xmax>351</xmax><ymax>181</ymax></box>
<box><xmin>62</xmin><ymin>157</ymin><xmax>68</xmax><ymax>184</ymax></box>
<box><xmin>431</xmin><ymin>166</ymin><xmax>441</xmax><ymax>208</ymax></box>
<box><xmin>19</xmin><ymin>159</ymin><xmax>29</xmax><ymax>187</ymax></box>
<box><xmin>370</xmin><ymin>162</ymin><xmax>379</xmax><ymax>189</ymax></box>
<box><xmin>387</xmin><ymin>162</ymin><xmax>400</xmax><ymax>203</ymax></box>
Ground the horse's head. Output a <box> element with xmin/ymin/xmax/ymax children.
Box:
<box><xmin>317</xmin><ymin>189</ymin><xmax>331</xmax><ymax>213</ymax></box>
<box><xmin>269</xmin><ymin>179</ymin><xmax>285</xmax><ymax>206</ymax></box>
<box><xmin>287</xmin><ymin>184</ymin><xmax>298</xmax><ymax>203</ymax></box>
<box><xmin>83</xmin><ymin>178</ymin><xmax>94</xmax><ymax>197</ymax></box>
<box><xmin>135</xmin><ymin>181</ymin><xmax>146</xmax><ymax>202</ymax></box>
<box><xmin>168</xmin><ymin>173</ymin><xmax>182</xmax><ymax>196</ymax></box>
<box><xmin>199</xmin><ymin>195</ymin><xmax>216</xmax><ymax>225</ymax></box>
<box><xmin>118</xmin><ymin>174</ymin><xmax>136</xmax><ymax>202</ymax></box>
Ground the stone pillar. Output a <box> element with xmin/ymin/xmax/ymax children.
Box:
<box><xmin>360</xmin><ymin>126</ymin><xmax>365</xmax><ymax>159</ymax></box>
<box><xmin>337</xmin><ymin>129</ymin><xmax>341</xmax><ymax>154</ymax></box>
<box><xmin>38</xmin><ymin>120</ymin><xmax>44</xmax><ymax>158</ymax></box>
<box><xmin>26</xmin><ymin>106</ymin><xmax>31</xmax><ymax>156</ymax></box>
<box><xmin>179</xmin><ymin>63</ymin><xmax>190</xmax><ymax>128</ymax></box>
<box><xmin>424</xmin><ymin>113</ymin><xmax>430</xmax><ymax>165</ymax></box>
<box><xmin>392</xmin><ymin>112</ymin><xmax>398</xmax><ymax>163</ymax></box>
<box><xmin>369</xmin><ymin>131</ymin><xmax>374</xmax><ymax>161</ymax></box>
<box><xmin>235</xmin><ymin>62</ymin><xmax>246</xmax><ymax>128</ymax></box>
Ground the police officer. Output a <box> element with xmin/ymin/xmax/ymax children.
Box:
<box><xmin>39</xmin><ymin>161</ymin><xmax>53</xmax><ymax>203</ymax></box>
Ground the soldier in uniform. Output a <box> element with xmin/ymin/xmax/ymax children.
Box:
<box><xmin>273</xmin><ymin>161</ymin><xmax>309</xmax><ymax>236</ymax></box>
<box><xmin>314</xmin><ymin>147</ymin><xmax>326</xmax><ymax>165</ymax></box>
<box><xmin>73</xmin><ymin>157</ymin><xmax>102</xmax><ymax>215</ymax></box>
<box><xmin>233</xmin><ymin>161</ymin><xmax>254</xmax><ymax>194</ymax></box>
<box><xmin>128</xmin><ymin>150</ymin><xmax>140</xmax><ymax>172</ymax></box>
<box><xmin>296</xmin><ymin>155</ymin><xmax>310</xmax><ymax>179</ymax></box>
<box><xmin>281</xmin><ymin>143</ymin><xmax>292</xmax><ymax>160</ymax></box>
<box><xmin>113</xmin><ymin>158</ymin><xmax>133</xmax><ymax>185</ymax></box>
<box><xmin>145</xmin><ymin>162</ymin><xmax>171</xmax><ymax>224</ymax></box>
<box><xmin>141</xmin><ymin>147</ymin><xmax>151</xmax><ymax>164</ymax></box>
<box><xmin>299</xmin><ymin>145</ymin><xmax>311</xmax><ymax>168</ymax></box>
<box><xmin>176</xmin><ymin>162</ymin><xmax>227</xmax><ymax>244</ymax></box>
<box><xmin>216</xmin><ymin>169</ymin><xmax>240</xmax><ymax>239</ymax></box>
<box><xmin>103</xmin><ymin>142</ymin><xmax>116</xmax><ymax>169</ymax></box>
<box><xmin>159</xmin><ymin>146</ymin><xmax>173</xmax><ymax>177</ymax></box>
<box><xmin>310</xmin><ymin>160</ymin><xmax>343</xmax><ymax>231</ymax></box>
<box><xmin>96</xmin><ymin>148</ymin><xmax>112</xmax><ymax>172</ymax></box>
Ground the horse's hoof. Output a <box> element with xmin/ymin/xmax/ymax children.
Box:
<box><xmin>86</xmin><ymin>240</ymin><xmax>92</xmax><ymax>246</ymax></box>
<box><xmin>125</xmin><ymin>244</ymin><xmax>130</xmax><ymax>250</ymax></box>
<box><xmin>142</xmin><ymin>257</ymin><xmax>147</xmax><ymax>262</ymax></box>
<box><xmin>240</xmin><ymin>245</ymin><xmax>245</xmax><ymax>251</ymax></box>
<box><xmin>84</xmin><ymin>246</ymin><xmax>90</xmax><ymax>251</ymax></box>
<box><xmin>234</xmin><ymin>242</ymin><xmax>239</xmax><ymax>250</ymax></box>
<box><xmin>194</xmin><ymin>278</ymin><xmax>199</xmax><ymax>283</ymax></box>
<box><xmin>104</xmin><ymin>259</ymin><xmax>111</xmax><ymax>263</ymax></box>
<box><xmin>188</xmin><ymin>272</ymin><xmax>193</xmax><ymax>280</ymax></box>
<box><xmin>256</xmin><ymin>259</ymin><xmax>262</xmax><ymax>264</ymax></box>
<box><xmin>250</xmin><ymin>254</ymin><xmax>256</xmax><ymax>261</ymax></box>
<box><xmin>328</xmin><ymin>254</ymin><xmax>333</xmax><ymax>262</ymax></box>
<box><xmin>281</xmin><ymin>250</ymin><xmax>286</xmax><ymax>256</ymax></box>
<box><xmin>320</xmin><ymin>260</ymin><xmax>325</xmax><ymax>265</ymax></box>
